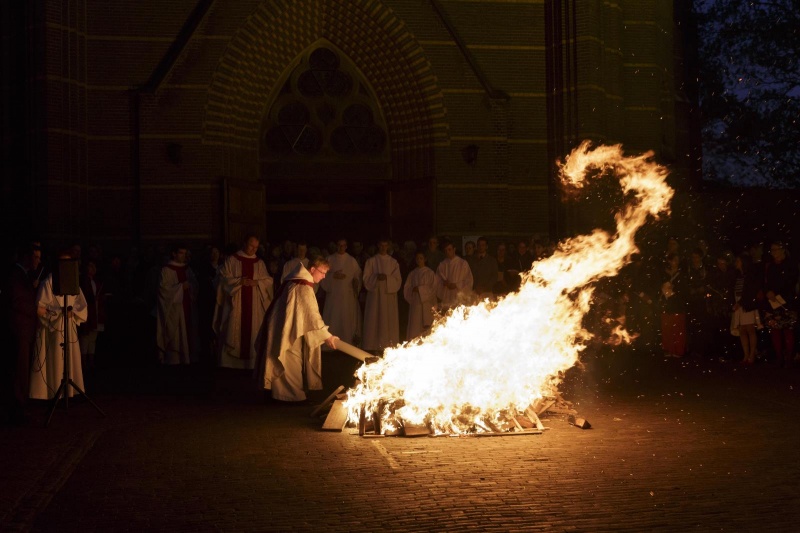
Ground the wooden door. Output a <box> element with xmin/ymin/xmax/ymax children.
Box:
<box><xmin>223</xmin><ymin>178</ymin><xmax>266</xmax><ymax>246</ymax></box>
<box><xmin>265</xmin><ymin>179</ymin><xmax>387</xmax><ymax>246</ymax></box>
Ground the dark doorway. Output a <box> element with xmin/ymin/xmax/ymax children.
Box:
<box><xmin>388</xmin><ymin>177</ymin><xmax>435</xmax><ymax>244</ymax></box>
<box><xmin>265</xmin><ymin>179</ymin><xmax>387</xmax><ymax>247</ymax></box>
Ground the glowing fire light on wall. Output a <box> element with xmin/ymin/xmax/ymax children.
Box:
<box><xmin>346</xmin><ymin>142</ymin><xmax>674</xmax><ymax>434</ymax></box>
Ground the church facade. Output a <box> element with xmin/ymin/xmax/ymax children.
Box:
<box><xmin>1</xmin><ymin>0</ymin><xmax>698</xmax><ymax>249</ymax></box>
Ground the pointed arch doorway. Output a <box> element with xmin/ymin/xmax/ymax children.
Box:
<box><xmin>204</xmin><ymin>2</ymin><xmax>449</xmax><ymax>249</ymax></box>
<box><xmin>262</xmin><ymin>44</ymin><xmax>389</xmax><ymax>245</ymax></box>
<box><xmin>260</xmin><ymin>43</ymin><xmax>424</xmax><ymax>246</ymax></box>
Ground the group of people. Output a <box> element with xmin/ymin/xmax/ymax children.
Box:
<box><xmin>154</xmin><ymin>234</ymin><xmax>521</xmax><ymax>402</ymax></box>
<box><xmin>1</xmin><ymin>243</ymin><xmax>103</xmax><ymax>425</ymax></box>
<box><xmin>0</xmin><ymin>232</ymin><xmax>545</xmax><ymax>419</ymax></box>
<box><xmin>621</xmin><ymin>237</ymin><xmax>799</xmax><ymax>365</ymax></box>
<box><xmin>137</xmin><ymin>233</ymin><xmax>551</xmax><ymax>404</ymax></box>
<box><xmin>3</xmin><ymin>231</ymin><xmax>798</xmax><ymax>424</ymax></box>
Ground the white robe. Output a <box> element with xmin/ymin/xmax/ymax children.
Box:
<box><xmin>403</xmin><ymin>266</ymin><xmax>437</xmax><ymax>340</ymax></box>
<box><xmin>362</xmin><ymin>254</ymin><xmax>401</xmax><ymax>351</ymax></box>
<box><xmin>435</xmin><ymin>256</ymin><xmax>474</xmax><ymax>308</ymax></box>
<box><xmin>281</xmin><ymin>257</ymin><xmax>309</xmax><ymax>283</ymax></box>
<box><xmin>214</xmin><ymin>252</ymin><xmax>273</xmax><ymax>369</ymax></box>
<box><xmin>30</xmin><ymin>275</ymin><xmax>88</xmax><ymax>400</ymax></box>
<box><xmin>156</xmin><ymin>262</ymin><xmax>199</xmax><ymax>365</ymax></box>
<box><xmin>260</xmin><ymin>264</ymin><xmax>330</xmax><ymax>401</ymax></box>
<box><xmin>320</xmin><ymin>252</ymin><xmax>362</xmax><ymax>345</ymax></box>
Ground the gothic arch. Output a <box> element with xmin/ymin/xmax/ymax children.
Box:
<box><xmin>204</xmin><ymin>0</ymin><xmax>448</xmax><ymax>181</ymax></box>
<box><xmin>261</xmin><ymin>40</ymin><xmax>391</xmax><ymax>170</ymax></box>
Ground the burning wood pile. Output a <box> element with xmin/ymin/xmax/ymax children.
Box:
<box><xmin>314</xmin><ymin>142</ymin><xmax>669</xmax><ymax>439</ymax></box>
<box><xmin>312</xmin><ymin>380</ymin><xmax>590</xmax><ymax>436</ymax></box>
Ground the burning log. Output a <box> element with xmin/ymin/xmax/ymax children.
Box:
<box><xmin>358</xmin><ymin>406</ymin><xmax>366</xmax><ymax>436</ymax></box>
<box><xmin>324</xmin><ymin>386</ymin><xmax>573</xmax><ymax>436</ymax></box>
<box><xmin>533</xmin><ymin>399</ymin><xmax>556</xmax><ymax>416</ymax></box>
<box><xmin>525</xmin><ymin>408</ymin><xmax>546</xmax><ymax>431</ymax></box>
<box><xmin>483</xmin><ymin>419</ymin><xmax>503</xmax><ymax>434</ymax></box>
<box><xmin>401</xmin><ymin>423</ymin><xmax>431</xmax><ymax>437</ymax></box>
<box><xmin>372</xmin><ymin>401</ymin><xmax>384</xmax><ymax>435</ymax></box>
<box><xmin>515</xmin><ymin>415</ymin><xmax>535</xmax><ymax>429</ymax></box>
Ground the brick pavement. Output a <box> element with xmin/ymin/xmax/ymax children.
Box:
<box><xmin>1</xmin><ymin>349</ymin><xmax>799</xmax><ymax>532</ymax></box>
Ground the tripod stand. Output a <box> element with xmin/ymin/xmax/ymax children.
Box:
<box><xmin>45</xmin><ymin>294</ymin><xmax>105</xmax><ymax>426</ymax></box>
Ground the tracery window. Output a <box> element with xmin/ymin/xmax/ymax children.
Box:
<box><xmin>263</xmin><ymin>46</ymin><xmax>388</xmax><ymax>158</ymax></box>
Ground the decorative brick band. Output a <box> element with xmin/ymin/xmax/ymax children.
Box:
<box><xmin>204</xmin><ymin>0</ymin><xmax>449</xmax><ymax>180</ymax></box>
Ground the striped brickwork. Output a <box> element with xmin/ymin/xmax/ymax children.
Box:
<box><xmin>39</xmin><ymin>0</ymin><xmax>91</xmax><ymax>242</ymax></box>
<box><xmin>10</xmin><ymin>0</ymin><xmax>687</xmax><ymax>247</ymax></box>
<box><xmin>204</xmin><ymin>0</ymin><xmax>448</xmax><ymax>183</ymax></box>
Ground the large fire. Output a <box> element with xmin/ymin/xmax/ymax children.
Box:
<box><xmin>346</xmin><ymin>142</ymin><xmax>673</xmax><ymax>434</ymax></box>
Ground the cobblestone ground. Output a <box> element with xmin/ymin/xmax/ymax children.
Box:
<box><xmin>2</xmin><ymin>348</ymin><xmax>799</xmax><ymax>532</ymax></box>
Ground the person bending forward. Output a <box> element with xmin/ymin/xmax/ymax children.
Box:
<box><xmin>259</xmin><ymin>257</ymin><xmax>338</xmax><ymax>402</ymax></box>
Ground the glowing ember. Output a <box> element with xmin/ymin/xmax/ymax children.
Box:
<box><xmin>346</xmin><ymin>142</ymin><xmax>673</xmax><ymax>434</ymax></box>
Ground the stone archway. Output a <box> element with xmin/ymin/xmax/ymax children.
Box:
<box><xmin>203</xmin><ymin>0</ymin><xmax>448</xmax><ymax>243</ymax></box>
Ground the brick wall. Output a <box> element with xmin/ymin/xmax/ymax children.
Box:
<box><xmin>15</xmin><ymin>0</ymin><xmax>690</xmax><ymax>252</ymax></box>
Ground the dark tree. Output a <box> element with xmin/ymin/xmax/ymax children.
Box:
<box><xmin>695</xmin><ymin>0</ymin><xmax>800</xmax><ymax>187</ymax></box>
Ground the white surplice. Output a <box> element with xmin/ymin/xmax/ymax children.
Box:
<box><xmin>156</xmin><ymin>261</ymin><xmax>199</xmax><ymax>365</ymax></box>
<box><xmin>320</xmin><ymin>252</ymin><xmax>362</xmax><ymax>345</ymax></box>
<box><xmin>362</xmin><ymin>254</ymin><xmax>401</xmax><ymax>351</ymax></box>
<box><xmin>259</xmin><ymin>263</ymin><xmax>330</xmax><ymax>401</ymax></box>
<box><xmin>435</xmin><ymin>256</ymin><xmax>474</xmax><ymax>308</ymax></box>
<box><xmin>403</xmin><ymin>266</ymin><xmax>436</xmax><ymax>340</ymax></box>
<box><xmin>213</xmin><ymin>252</ymin><xmax>273</xmax><ymax>369</ymax></box>
<box><xmin>30</xmin><ymin>275</ymin><xmax>88</xmax><ymax>400</ymax></box>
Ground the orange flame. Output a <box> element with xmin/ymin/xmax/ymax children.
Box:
<box><xmin>346</xmin><ymin>142</ymin><xmax>673</xmax><ymax>434</ymax></box>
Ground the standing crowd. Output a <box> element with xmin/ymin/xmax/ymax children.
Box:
<box><xmin>2</xmin><ymin>231</ymin><xmax>798</xmax><ymax>423</ymax></box>
<box><xmin>613</xmin><ymin>237</ymin><xmax>799</xmax><ymax>366</ymax></box>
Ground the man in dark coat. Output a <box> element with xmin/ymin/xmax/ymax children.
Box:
<box><xmin>2</xmin><ymin>244</ymin><xmax>41</xmax><ymax>425</ymax></box>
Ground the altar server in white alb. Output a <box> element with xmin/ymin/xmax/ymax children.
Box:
<box><xmin>320</xmin><ymin>238</ymin><xmax>362</xmax><ymax>346</ymax></box>
<box><xmin>362</xmin><ymin>238</ymin><xmax>402</xmax><ymax>353</ymax></box>
<box><xmin>403</xmin><ymin>251</ymin><xmax>437</xmax><ymax>340</ymax></box>
<box><xmin>30</xmin><ymin>251</ymin><xmax>88</xmax><ymax>400</ymax></box>
<box><xmin>435</xmin><ymin>240</ymin><xmax>474</xmax><ymax>310</ymax></box>
<box><xmin>259</xmin><ymin>256</ymin><xmax>338</xmax><ymax>402</ymax></box>
<box><xmin>214</xmin><ymin>235</ymin><xmax>273</xmax><ymax>369</ymax></box>
<box><xmin>156</xmin><ymin>245</ymin><xmax>199</xmax><ymax>365</ymax></box>
<box><xmin>280</xmin><ymin>241</ymin><xmax>309</xmax><ymax>284</ymax></box>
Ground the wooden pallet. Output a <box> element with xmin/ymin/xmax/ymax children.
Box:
<box><xmin>321</xmin><ymin>400</ymin><xmax>348</xmax><ymax>432</ymax></box>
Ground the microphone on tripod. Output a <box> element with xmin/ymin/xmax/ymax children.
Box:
<box><xmin>46</xmin><ymin>256</ymin><xmax>105</xmax><ymax>426</ymax></box>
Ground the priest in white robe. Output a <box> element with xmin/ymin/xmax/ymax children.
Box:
<box><xmin>214</xmin><ymin>236</ymin><xmax>273</xmax><ymax>369</ymax></box>
<box><xmin>320</xmin><ymin>239</ymin><xmax>362</xmax><ymax>346</ymax></box>
<box><xmin>156</xmin><ymin>245</ymin><xmax>199</xmax><ymax>365</ymax></box>
<box><xmin>30</xmin><ymin>256</ymin><xmax>89</xmax><ymax>400</ymax></box>
<box><xmin>258</xmin><ymin>257</ymin><xmax>338</xmax><ymax>402</ymax></box>
<box><xmin>362</xmin><ymin>239</ymin><xmax>402</xmax><ymax>353</ymax></box>
<box><xmin>435</xmin><ymin>241</ymin><xmax>474</xmax><ymax>309</ymax></box>
<box><xmin>403</xmin><ymin>251</ymin><xmax>437</xmax><ymax>340</ymax></box>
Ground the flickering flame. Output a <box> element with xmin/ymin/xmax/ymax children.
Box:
<box><xmin>346</xmin><ymin>142</ymin><xmax>673</xmax><ymax>434</ymax></box>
